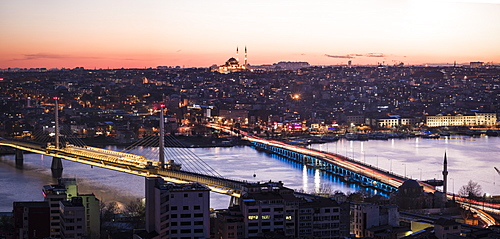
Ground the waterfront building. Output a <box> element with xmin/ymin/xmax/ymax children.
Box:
<box><xmin>59</xmin><ymin>197</ymin><xmax>86</xmax><ymax>239</ymax></box>
<box><xmin>376</xmin><ymin>116</ymin><xmax>419</xmax><ymax>128</ymax></box>
<box><xmin>144</xmin><ymin>177</ymin><xmax>210</xmax><ymax>239</ymax></box>
<box><xmin>426</xmin><ymin>112</ymin><xmax>497</xmax><ymax>127</ymax></box>
<box><xmin>13</xmin><ymin>201</ymin><xmax>50</xmax><ymax>239</ymax></box>
<box><xmin>346</xmin><ymin>114</ymin><xmax>365</xmax><ymax>126</ymax></box>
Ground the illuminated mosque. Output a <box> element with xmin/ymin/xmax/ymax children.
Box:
<box><xmin>214</xmin><ymin>47</ymin><xmax>249</xmax><ymax>74</ymax></box>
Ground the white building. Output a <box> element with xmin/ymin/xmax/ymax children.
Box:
<box><xmin>144</xmin><ymin>177</ymin><xmax>210</xmax><ymax>239</ymax></box>
<box><xmin>426</xmin><ymin>112</ymin><xmax>497</xmax><ymax>127</ymax></box>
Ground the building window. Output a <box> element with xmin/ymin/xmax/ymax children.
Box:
<box><xmin>194</xmin><ymin>205</ymin><xmax>200</xmax><ymax>210</ymax></box>
<box><xmin>180</xmin><ymin>214</ymin><xmax>191</xmax><ymax>218</ymax></box>
<box><xmin>184</xmin><ymin>193</ymin><xmax>188</xmax><ymax>198</ymax></box>
<box><xmin>248</xmin><ymin>215</ymin><xmax>258</xmax><ymax>220</ymax></box>
<box><xmin>171</xmin><ymin>206</ymin><xmax>177</xmax><ymax>210</ymax></box>
<box><xmin>183</xmin><ymin>206</ymin><xmax>189</xmax><ymax>210</ymax></box>
<box><xmin>180</xmin><ymin>221</ymin><xmax>191</xmax><ymax>226</ymax></box>
<box><xmin>198</xmin><ymin>193</ymin><xmax>203</xmax><ymax>197</ymax></box>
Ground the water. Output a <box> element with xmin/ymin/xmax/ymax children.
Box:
<box><xmin>0</xmin><ymin>135</ymin><xmax>498</xmax><ymax>212</ymax></box>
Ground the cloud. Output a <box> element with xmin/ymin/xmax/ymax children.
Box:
<box><xmin>324</xmin><ymin>54</ymin><xmax>354</xmax><ymax>59</ymax></box>
<box><xmin>12</xmin><ymin>53</ymin><xmax>102</xmax><ymax>61</ymax></box>
<box><xmin>20</xmin><ymin>53</ymin><xmax>70</xmax><ymax>60</ymax></box>
<box><xmin>325</xmin><ymin>53</ymin><xmax>388</xmax><ymax>59</ymax></box>
<box><xmin>366</xmin><ymin>53</ymin><xmax>386</xmax><ymax>57</ymax></box>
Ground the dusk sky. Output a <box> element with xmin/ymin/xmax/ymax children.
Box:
<box><xmin>1</xmin><ymin>0</ymin><xmax>500</xmax><ymax>69</ymax></box>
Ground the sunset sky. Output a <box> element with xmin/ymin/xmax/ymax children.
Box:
<box><xmin>1</xmin><ymin>0</ymin><xmax>500</xmax><ymax>69</ymax></box>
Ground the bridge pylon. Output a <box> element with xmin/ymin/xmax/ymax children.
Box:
<box><xmin>15</xmin><ymin>149</ymin><xmax>23</xmax><ymax>168</ymax></box>
<box><xmin>51</xmin><ymin>157</ymin><xmax>63</xmax><ymax>178</ymax></box>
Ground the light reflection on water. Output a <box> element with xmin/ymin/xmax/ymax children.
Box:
<box><xmin>0</xmin><ymin>135</ymin><xmax>498</xmax><ymax>212</ymax></box>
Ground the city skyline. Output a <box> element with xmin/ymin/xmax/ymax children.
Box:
<box><xmin>1</xmin><ymin>0</ymin><xmax>500</xmax><ymax>69</ymax></box>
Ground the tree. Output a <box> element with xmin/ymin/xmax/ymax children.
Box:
<box><xmin>458</xmin><ymin>180</ymin><xmax>482</xmax><ymax>199</ymax></box>
<box><xmin>124</xmin><ymin>198</ymin><xmax>146</xmax><ymax>228</ymax></box>
<box><xmin>101</xmin><ymin>201</ymin><xmax>121</xmax><ymax>221</ymax></box>
<box><xmin>124</xmin><ymin>198</ymin><xmax>145</xmax><ymax>218</ymax></box>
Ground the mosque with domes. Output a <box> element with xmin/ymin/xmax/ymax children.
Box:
<box><xmin>212</xmin><ymin>47</ymin><xmax>249</xmax><ymax>74</ymax></box>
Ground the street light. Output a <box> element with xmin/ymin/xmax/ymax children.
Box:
<box><xmin>402</xmin><ymin>163</ymin><xmax>407</xmax><ymax>178</ymax></box>
<box><xmin>387</xmin><ymin>158</ymin><xmax>392</xmax><ymax>173</ymax></box>
<box><xmin>450</xmin><ymin>177</ymin><xmax>455</xmax><ymax>196</ymax></box>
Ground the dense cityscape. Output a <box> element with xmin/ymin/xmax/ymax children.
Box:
<box><xmin>0</xmin><ymin>61</ymin><xmax>499</xmax><ymax>239</ymax></box>
<box><xmin>1</xmin><ymin>62</ymin><xmax>499</xmax><ymax>142</ymax></box>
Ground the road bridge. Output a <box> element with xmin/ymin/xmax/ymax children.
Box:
<box><xmin>206</xmin><ymin>123</ymin><xmax>424</xmax><ymax>193</ymax></box>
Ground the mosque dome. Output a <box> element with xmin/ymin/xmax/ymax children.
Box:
<box><xmin>226</xmin><ymin>57</ymin><xmax>239</xmax><ymax>66</ymax></box>
<box><xmin>400</xmin><ymin>179</ymin><xmax>421</xmax><ymax>188</ymax></box>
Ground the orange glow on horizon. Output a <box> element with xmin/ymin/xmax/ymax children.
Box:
<box><xmin>1</xmin><ymin>0</ymin><xmax>499</xmax><ymax>69</ymax></box>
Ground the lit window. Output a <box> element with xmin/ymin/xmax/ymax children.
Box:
<box><xmin>286</xmin><ymin>216</ymin><xmax>292</xmax><ymax>220</ymax></box>
<box><xmin>248</xmin><ymin>215</ymin><xmax>259</xmax><ymax>220</ymax></box>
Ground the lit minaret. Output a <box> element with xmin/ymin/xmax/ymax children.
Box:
<box><xmin>244</xmin><ymin>46</ymin><xmax>248</xmax><ymax>66</ymax></box>
<box><xmin>236</xmin><ymin>46</ymin><xmax>239</xmax><ymax>62</ymax></box>
<box><xmin>442</xmin><ymin>152</ymin><xmax>448</xmax><ymax>202</ymax></box>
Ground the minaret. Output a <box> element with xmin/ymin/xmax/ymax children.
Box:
<box><xmin>236</xmin><ymin>46</ymin><xmax>239</xmax><ymax>62</ymax></box>
<box><xmin>442</xmin><ymin>152</ymin><xmax>448</xmax><ymax>202</ymax></box>
<box><xmin>244</xmin><ymin>46</ymin><xmax>248</xmax><ymax>66</ymax></box>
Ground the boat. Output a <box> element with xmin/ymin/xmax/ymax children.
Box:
<box><xmin>284</xmin><ymin>137</ymin><xmax>310</xmax><ymax>145</ymax></box>
<box><xmin>321</xmin><ymin>135</ymin><xmax>339</xmax><ymax>142</ymax></box>
<box><xmin>345</xmin><ymin>133</ymin><xmax>368</xmax><ymax>141</ymax></box>
<box><xmin>422</xmin><ymin>133</ymin><xmax>440</xmax><ymax>139</ymax></box>
<box><xmin>368</xmin><ymin>132</ymin><xmax>389</xmax><ymax>140</ymax></box>
<box><xmin>439</xmin><ymin>131</ymin><xmax>451</xmax><ymax>136</ymax></box>
<box><xmin>486</xmin><ymin>130</ymin><xmax>499</xmax><ymax>136</ymax></box>
<box><xmin>345</xmin><ymin>133</ymin><xmax>358</xmax><ymax>140</ymax></box>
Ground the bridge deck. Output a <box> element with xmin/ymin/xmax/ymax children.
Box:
<box><xmin>0</xmin><ymin>139</ymin><xmax>244</xmax><ymax>197</ymax></box>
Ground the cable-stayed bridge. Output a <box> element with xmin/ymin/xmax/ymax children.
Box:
<box><xmin>0</xmin><ymin>135</ymin><xmax>245</xmax><ymax>197</ymax></box>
